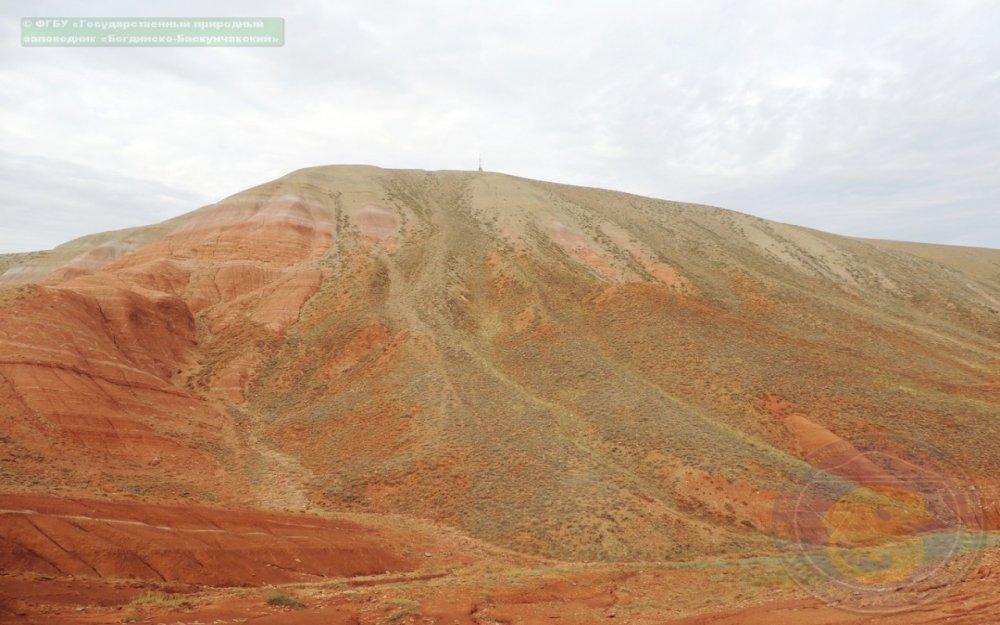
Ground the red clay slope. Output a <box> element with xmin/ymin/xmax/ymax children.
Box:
<box><xmin>0</xmin><ymin>493</ymin><xmax>421</xmax><ymax>587</ymax></box>
<box><xmin>0</xmin><ymin>165</ymin><xmax>996</xmax><ymax>563</ymax></box>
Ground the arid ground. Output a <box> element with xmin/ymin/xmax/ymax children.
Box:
<box><xmin>0</xmin><ymin>166</ymin><xmax>997</xmax><ymax>623</ymax></box>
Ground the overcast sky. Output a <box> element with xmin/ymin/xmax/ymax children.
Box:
<box><xmin>1</xmin><ymin>1</ymin><xmax>998</xmax><ymax>253</ymax></box>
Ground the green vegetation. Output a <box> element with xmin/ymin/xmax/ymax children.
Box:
<box><xmin>129</xmin><ymin>591</ymin><xmax>193</xmax><ymax>610</ymax></box>
<box><xmin>387</xmin><ymin>598</ymin><xmax>420</xmax><ymax>621</ymax></box>
<box><xmin>622</xmin><ymin>599</ymin><xmax>659</xmax><ymax>610</ymax></box>
<box><xmin>265</xmin><ymin>590</ymin><xmax>306</xmax><ymax>609</ymax></box>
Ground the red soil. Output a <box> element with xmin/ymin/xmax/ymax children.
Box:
<box><xmin>0</xmin><ymin>166</ymin><xmax>997</xmax><ymax>623</ymax></box>
<box><xmin>4</xmin><ymin>540</ymin><xmax>997</xmax><ymax>625</ymax></box>
<box><xmin>0</xmin><ymin>494</ymin><xmax>419</xmax><ymax>587</ymax></box>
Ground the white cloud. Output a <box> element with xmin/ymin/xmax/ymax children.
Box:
<box><xmin>0</xmin><ymin>0</ymin><xmax>997</xmax><ymax>252</ymax></box>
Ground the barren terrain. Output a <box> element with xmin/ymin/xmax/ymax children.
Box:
<box><xmin>0</xmin><ymin>166</ymin><xmax>997</xmax><ymax>623</ymax></box>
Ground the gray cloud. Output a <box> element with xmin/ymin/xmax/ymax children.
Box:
<box><xmin>1</xmin><ymin>0</ymin><xmax>997</xmax><ymax>252</ymax></box>
<box><xmin>0</xmin><ymin>151</ymin><xmax>211</xmax><ymax>251</ymax></box>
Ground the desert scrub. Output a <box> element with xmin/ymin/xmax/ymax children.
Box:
<box><xmin>129</xmin><ymin>591</ymin><xmax>193</xmax><ymax>610</ymax></box>
<box><xmin>623</xmin><ymin>599</ymin><xmax>659</xmax><ymax>610</ymax></box>
<box><xmin>387</xmin><ymin>598</ymin><xmax>420</xmax><ymax>621</ymax></box>
<box><xmin>265</xmin><ymin>590</ymin><xmax>306</xmax><ymax>609</ymax></box>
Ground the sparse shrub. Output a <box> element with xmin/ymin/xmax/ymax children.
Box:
<box><xmin>387</xmin><ymin>598</ymin><xmax>420</xmax><ymax>621</ymax></box>
<box><xmin>129</xmin><ymin>591</ymin><xmax>193</xmax><ymax>610</ymax></box>
<box><xmin>265</xmin><ymin>590</ymin><xmax>306</xmax><ymax>609</ymax></box>
<box><xmin>623</xmin><ymin>599</ymin><xmax>659</xmax><ymax>610</ymax></box>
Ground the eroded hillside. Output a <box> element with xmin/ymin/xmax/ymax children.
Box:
<box><xmin>1</xmin><ymin>165</ymin><xmax>997</xmax><ymax>561</ymax></box>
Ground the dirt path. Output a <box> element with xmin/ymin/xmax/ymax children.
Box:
<box><xmin>243</xmin><ymin>429</ymin><xmax>316</xmax><ymax>512</ymax></box>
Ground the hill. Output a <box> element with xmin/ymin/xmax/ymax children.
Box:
<box><xmin>0</xmin><ymin>165</ymin><xmax>997</xmax><ymax>564</ymax></box>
